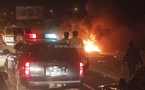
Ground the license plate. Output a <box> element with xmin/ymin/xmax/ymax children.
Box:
<box><xmin>49</xmin><ymin>83</ymin><xmax>62</xmax><ymax>89</ymax></box>
<box><xmin>50</xmin><ymin>68</ymin><xmax>61</xmax><ymax>76</ymax></box>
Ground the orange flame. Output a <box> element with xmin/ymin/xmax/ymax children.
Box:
<box><xmin>83</xmin><ymin>35</ymin><xmax>101</xmax><ymax>52</ymax></box>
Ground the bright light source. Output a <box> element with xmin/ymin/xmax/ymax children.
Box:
<box><xmin>50</xmin><ymin>10</ymin><xmax>53</xmax><ymax>12</ymax></box>
<box><xmin>45</xmin><ymin>34</ymin><xmax>57</xmax><ymax>38</ymax></box>
<box><xmin>25</xmin><ymin>34</ymin><xmax>36</xmax><ymax>39</ymax></box>
<box><xmin>84</xmin><ymin>35</ymin><xmax>101</xmax><ymax>53</ymax></box>
<box><xmin>29</xmin><ymin>34</ymin><xmax>36</xmax><ymax>38</ymax></box>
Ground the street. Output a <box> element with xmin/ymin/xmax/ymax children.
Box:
<box><xmin>0</xmin><ymin>52</ymin><xmax>144</xmax><ymax>90</ymax></box>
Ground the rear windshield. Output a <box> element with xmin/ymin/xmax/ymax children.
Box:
<box><xmin>13</xmin><ymin>28</ymin><xmax>24</xmax><ymax>34</ymax></box>
<box><xmin>6</xmin><ymin>28</ymin><xmax>24</xmax><ymax>34</ymax></box>
<box><xmin>29</xmin><ymin>43</ymin><xmax>80</xmax><ymax>60</ymax></box>
<box><xmin>24</xmin><ymin>28</ymin><xmax>32</xmax><ymax>34</ymax></box>
<box><xmin>5</xmin><ymin>28</ymin><xmax>32</xmax><ymax>34</ymax></box>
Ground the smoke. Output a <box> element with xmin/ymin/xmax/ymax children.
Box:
<box><xmin>59</xmin><ymin>0</ymin><xmax>145</xmax><ymax>52</ymax></box>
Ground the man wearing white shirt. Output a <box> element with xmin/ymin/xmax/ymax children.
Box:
<box><xmin>69</xmin><ymin>31</ymin><xmax>84</xmax><ymax>47</ymax></box>
<box><xmin>69</xmin><ymin>31</ymin><xmax>86</xmax><ymax>57</ymax></box>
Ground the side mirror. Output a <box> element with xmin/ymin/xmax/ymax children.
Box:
<box><xmin>1</xmin><ymin>72</ymin><xmax>8</xmax><ymax>79</ymax></box>
<box><xmin>119</xmin><ymin>78</ymin><xmax>126</xmax><ymax>89</ymax></box>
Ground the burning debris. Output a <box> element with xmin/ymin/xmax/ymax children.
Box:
<box><xmin>83</xmin><ymin>34</ymin><xmax>101</xmax><ymax>56</ymax></box>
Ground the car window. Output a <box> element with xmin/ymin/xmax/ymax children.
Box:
<box><xmin>24</xmin><ymin>28</ymin><xmax>32</xmax><ymax>34</ymax></box>
<box><xmin>29</xmin><ymin>43</ymin><xmax>80</xmax><ymax>60</ymax></box>
<box><xmin>5</xmin><ymin>28</ymin><xmax>13</xmax><ymax>34</ymax></box>
<box><xmin>13</xmin><ymin>28</ymin><xmax>24</xmax><ymax>34</ymax></box>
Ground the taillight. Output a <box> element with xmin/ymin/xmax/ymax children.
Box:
<box><xmin>79</xmin><ymin>62</ymin><xmax>83</xmax><ymax>77</ymax></box>
<box><xmin>25</xmin><ymin>34</ymin><xmax>36</xmax><ymax>39</ymax></box>
<box><xmin>23</xmin><ymin>62</ymin><xmax>30</xmax><ymax>77</ymax></box>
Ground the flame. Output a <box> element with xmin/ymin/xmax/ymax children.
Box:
<box><xmin>84</xmin><ymin>35</ymin><xmax>101</xmax><ymax>53</ymax></box>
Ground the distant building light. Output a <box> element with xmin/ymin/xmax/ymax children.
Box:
<box><xmin>50</xmin><ymin>10</ymin><xmax>53</xmax><ymax>12</ymax></box>
<box><xmin>75</xmin><ymin>8</ymin><xmax>78</xmax><ymax>11</ymax></box>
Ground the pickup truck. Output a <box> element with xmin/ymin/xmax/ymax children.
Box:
<box><xmin>4</xmin><ymin>38</ymin><xmax>87</xmax><ymax>90</ymax></box>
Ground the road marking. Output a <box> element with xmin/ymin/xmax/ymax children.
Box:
<box><xmin>83</xmin><ymin>83</ymin><xmax>96</xmax><ymax>90</ymax></box>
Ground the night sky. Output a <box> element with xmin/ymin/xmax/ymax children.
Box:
<box><xmin>1</xmin><ymin>0</ymin><xmax>145</xmax><ymax>52</ymax></box>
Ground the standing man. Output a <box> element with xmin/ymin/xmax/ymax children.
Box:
<box><xmin>62</xmin><ymin>32</ymin><xmax>69</xmax><ymax>40</ymax></box>
<box><xmin>59</xmin><ymin>32</ymin><xmax>69</xmax><ymax>43</ymax></box>
<box><xmin>69</xmin><ymin>30</ymin><xmax>85</xmax><ymax>57</ymax></box>
<box><xmin>122</xmin><ymin>40</ymin><xmax>143</xmax><ymax>77</ymax></box>
<box><xmin>69</xmin><ymin>30</ymin><xmax>89</xmax><ymax>69</ymax></box>
<box><xmin>69</xmin><ymin>31</ymin><xmax>84</xmax><ymax>47</ymax></box>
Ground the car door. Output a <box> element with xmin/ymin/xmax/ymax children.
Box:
<box><xmin>7</xmin><ymin>42</ymin><xmax>23</xmax><ymax>76</ymax></box>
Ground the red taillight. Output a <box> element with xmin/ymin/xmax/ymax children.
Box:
<box><xmin>79</xmin><ymin>62</ymin><xmax>83</xmax><ymax>77</ymax></box>
<box><xmin>24</xmin><ymin>62</ymin><xmax>30</xmax><ymax>77</ymax></box>
<box><xmin>25</xmin><ymin>34</ymin><xmax>36</xmax><ymax>39</ymax></box>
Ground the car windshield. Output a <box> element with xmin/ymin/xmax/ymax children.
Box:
<box><xmin>29</xmin><ymin>42</ymin><xmax>80</xmax><ymax>60</ymax></box>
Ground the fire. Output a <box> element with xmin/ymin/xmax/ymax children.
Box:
<box><xmin>83</xmin><ymin>35</ymin><xmax>101</xmax><ymax>53</ymax></box>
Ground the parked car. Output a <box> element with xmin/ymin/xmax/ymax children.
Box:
<box><xmin>0</xmin><ymin>71</ymin><xmax>9</xmax><ymax>90</ymax></box>
<box><xmin>98</xmin><ymin>66</ymin><xmax>145</xmax><ymax>90</ymax></box>
<box><xmin>4</xmin><ymin>33</ymin><xmax>88</xmax><ymax>90</ymax></box>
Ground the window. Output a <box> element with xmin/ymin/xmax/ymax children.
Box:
<box><xmin>13</xmin><ymin>28</ymin><xmax>24</xmax><ymax>34</ymax></box>
<box><xmin>29</xmin><ymin>43</ymin><xmax>80</xmax><ymax>60</ymax></box>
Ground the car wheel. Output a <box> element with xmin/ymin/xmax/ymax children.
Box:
<box><xmin>16</xmin><ymin>72</ymin><xmax>28</xmax><ymax>90</ymax></box>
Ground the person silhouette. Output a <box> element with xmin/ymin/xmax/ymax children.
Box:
<box><xmin>59</xmin><ymin>32</ymin><xmax>69</xmax><ymax>43</ymax></box>
<box><xmin>122</xmin><ymin>40</ymin><xmax>143</xmax><ymax>77</ymax></box>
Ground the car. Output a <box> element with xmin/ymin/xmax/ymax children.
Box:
<box><xmin>0</xmin><ymin>71</ymin><xmax>10</xmax><ymax>90</ymax></box>
<box><xmin>4</xmin><ymin>33</ymin><xmax>88</xmax><ymax>90</ymax></box>
<box><xmin>98</xmin><ymin>66</ymin><xmax>145</xmax><ymax>90</ymax></box>
<box><xmin>1</xmin><ymin>25</ymin><xmax>32</xmax><ymax>54</ymax></box>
